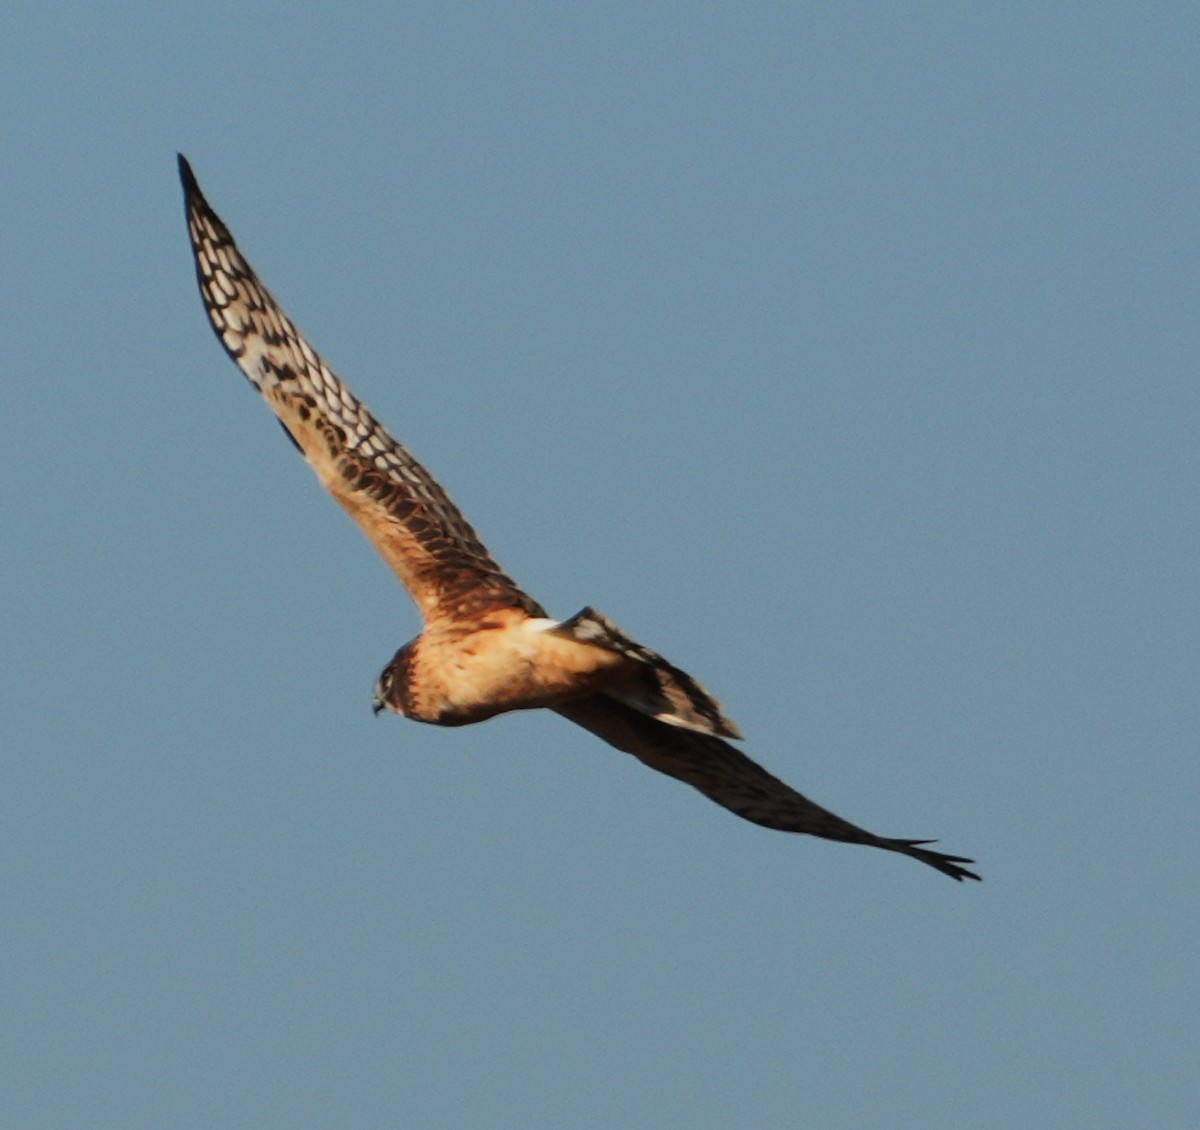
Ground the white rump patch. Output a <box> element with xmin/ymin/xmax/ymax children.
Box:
<box><xmin>522</xmin><ymin>618</ymin><xmax>562</xmax><ymax>634</ymax></box>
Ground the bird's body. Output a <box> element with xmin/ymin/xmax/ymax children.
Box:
<box><xmin>179</xmin><ymin>155</ymin><xmax>979</xmax><ymax>882</ymax></box>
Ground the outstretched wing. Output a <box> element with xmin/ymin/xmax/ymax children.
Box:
<box><xmin>554</xmin><ymin>697</ymin><xmax>981</xmax><ymax>881</ymax></box>
<box><xmin>178</xmin><ymin>155</ymin><xmax>541</xmax><ymax>626</ymax></box>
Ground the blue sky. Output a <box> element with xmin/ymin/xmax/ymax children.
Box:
<box><xmin>3</xmin><ymin>3</ymin><xmax>1198</xmax><ymax>1126</ymax></box>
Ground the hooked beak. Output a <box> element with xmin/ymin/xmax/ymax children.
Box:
<box><xmin>372</xmin><ymin>690</ymin><xmax>386</xmax><ymax>716</ymax></box>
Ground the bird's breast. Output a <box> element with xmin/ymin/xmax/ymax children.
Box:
<box><xmin>406</xmin><ymin>618</ymin><xmax>627</xmax><ymax>726</ymax></box>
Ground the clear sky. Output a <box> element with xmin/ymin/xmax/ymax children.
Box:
<box><xmin>3</xmin><ymin>3</ymin><xmax>1197</xmax><ymax>1127</ymax></box>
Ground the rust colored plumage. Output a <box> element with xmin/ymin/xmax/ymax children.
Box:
<box><xmin>179</xmin><ymin>155</ymin><xmax>980</xmax><ymax>882</ymax></box>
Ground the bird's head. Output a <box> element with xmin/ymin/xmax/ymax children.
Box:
<box><xmin>372</xmin><ymin>641</ymin><xmax>416</xmax><ymax>718</ymax></box>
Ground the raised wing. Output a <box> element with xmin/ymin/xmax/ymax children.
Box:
<box><xmin>178</xmin><ymin>155</ymin><xmax>541</xmax><ymax>626</ymax></box>
<box><xmin>554</xmin><ymin>697</ymin><xmax>981</xmax><ymax>881</ymax></box>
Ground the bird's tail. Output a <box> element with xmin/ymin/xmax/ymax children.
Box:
<box><xmin>551</xmin><ymin>607</ymin><xmax>743</xmax><ymax>739</ymax></box>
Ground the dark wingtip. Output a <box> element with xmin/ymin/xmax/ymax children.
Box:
<box><xmin>895</xmin><ymin>839</ymin><xmax>982</xmax><ymax>882</ymax></box>
<box><xmin>934</xmin><ymin>855</ymin><xmax>982</xmax><ymax>883</ymax></box>
<box><xmin>177</xmin><ymin>153</ymin><xmax>199</xmax><ymax>194</ymax></box>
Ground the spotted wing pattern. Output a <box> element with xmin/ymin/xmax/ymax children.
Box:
<box><xmin>555</xmin><ymin>697</ymin><xmax>981</xmax><ymax>881</ymax></box>
<box><xmin>178</xmin><ymin>155</ymin><xmax>541</xmax><ymax>626</ymax></box>
<box><xmin>180</xmin><ymin>156</ymin><xmax>978</xmax><ymax>883</ymax></box>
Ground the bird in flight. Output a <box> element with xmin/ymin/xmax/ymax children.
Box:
<box><xmin>178</xmin><ymin>155</ymin><xmax>980</xmax><ymax>882</ymax></box>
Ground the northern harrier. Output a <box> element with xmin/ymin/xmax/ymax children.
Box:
<box><xmin>179</xmin><ymin>155</ymin><xmax>979</xmax><ymax>882</ymax></box>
